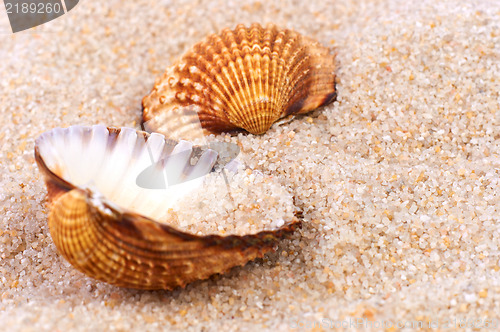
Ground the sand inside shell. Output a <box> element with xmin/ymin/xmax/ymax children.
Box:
<box><xmin>165</xmin><ymin>168</ymin><xmax>297</xmax><ymax>236</ymax></box>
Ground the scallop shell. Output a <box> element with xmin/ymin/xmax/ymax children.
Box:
<box><xmin>35</xmin><ymin>125</ymin><xmax>300</xmax><ymax>290</ymax></box>
<box><xmin>142</xmin><ymin>23</ymin><xmax>336</xmax><ymax>139</ymax></box>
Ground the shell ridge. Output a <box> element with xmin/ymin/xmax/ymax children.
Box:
<box><xmin>282</xmin><ymin>50</ymin><xmax>313</xmax><ymax>114</ymax></box>
<box><xmin>270</xmin><ymin>30</ymin><xmax>296</xmax><ymax>120</ymax></box>
<box><xmin>222</xmin><ymin>59</ymin><xmax>250</xmax><ymax>126</ymax></box>
<box><xmin>190</xmin><ymin>33</ymin><xmax>246</xmax><ymax>130</ymax></box>
<box><xmin>106</xmin><ymin>129</ymin><xmax>140</xmax><ymax>200</ymax></box>
<box><xmin>278</xmin><ymin>32</ymin><xmax>305</xmax><ymax>114</ymax></box>
<box><xmin>184</xmin><ymin>55</ymin><xmax>236</xmax><ymax>129</ymax></box>
<box><xmin>221</xmin><ymin>25</ymin><xmax>255</xmax><ymax>127</ymax></box>
<box><xmin>49</xmin><ymin>189</ymin><xmax>106</xmax><ymax>280</ymax></box>
<box><xmin>222</xmin><ymin>25</ymin><xmax>266</xmax><ymax>132</ymax></box>
<box><xmin>260</xmin><ymin>26</ymin><xmax>274</xmax><ymax>121</ymax></box>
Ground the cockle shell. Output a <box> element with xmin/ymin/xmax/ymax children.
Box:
<box><xmin>35</xmin><ymin>125</ymin><xmax>300</xmax><ymax>290</ymax></box>
<box><xmin>142</xmin><ymin>23</ymin><xmax>336</xmax><ymax>139</ymax></box>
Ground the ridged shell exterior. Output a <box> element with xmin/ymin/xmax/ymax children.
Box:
<box><xmin>142</xmin><ymin>23</ymin><xmax>336</xmax><ymax>138</ymax></box>
<box><xmin>35</xmin><ymin>126</ymin><xmax>300</xmax><ymax>290</ymax></box>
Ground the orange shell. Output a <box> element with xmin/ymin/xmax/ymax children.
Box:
<box><xmin>35</xmin><ymin>126</ymin><xmax>300</xmax><ymax>290</ymax></box>
<box><xmin>142</xmin><ymin>23</ymin><xmax>336</xmax><ymax>138</ymax></box>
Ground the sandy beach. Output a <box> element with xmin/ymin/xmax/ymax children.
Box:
<box><xmin>0</xmin><ymin>0</ymin><xmax>499</xmax><ymax>330</ymax></box>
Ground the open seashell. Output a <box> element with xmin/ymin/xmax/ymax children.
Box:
<box><xmin>142</xmin><ymin>23</ymin><xmax>337</xmax><ymax>139</ymax></box>
<box><xmin>35</xmin><ymin>125</ymin><xmax>300</xmax><ymax>290</ymax></box>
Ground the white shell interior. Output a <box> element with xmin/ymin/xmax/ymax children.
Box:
<box><xmin>36</xmin><ymin>125</ymin><xmax>218</xmax><ymax>222</ymax></box>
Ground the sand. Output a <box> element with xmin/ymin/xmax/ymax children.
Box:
<box><xmin>1</xmin><ymin>0</ymin><xmax>499</xmax><ymax>331</ymax></box>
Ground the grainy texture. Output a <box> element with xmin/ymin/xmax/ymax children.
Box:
<box><xmin>0</xmin><ymin>0</ymin><xmax>499</xmax><ymax>331</ymax></box>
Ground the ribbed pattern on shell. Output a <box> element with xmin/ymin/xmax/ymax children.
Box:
<box><xmin>49</xmin><ymin>189</ymin><xmax>299</xmax><ymax>290</ymax></box>
<box><xmin>142</xmin><ymin>23</ymin><xmax>336</xmax><ymax>138</ymax></box>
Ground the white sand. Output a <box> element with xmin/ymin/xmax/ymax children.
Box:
<box><xmin>0</xmin><ymin>0</ymin><xmax>499</xmax><ymax>330</ymax></box>
<box><xmin>170</xmin><ymin>168</ymin><xmax>297</xmax><ymax>235</ymax></box>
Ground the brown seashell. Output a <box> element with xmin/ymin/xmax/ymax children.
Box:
<box><xmin>35</xmin><ymin>125</ymin><xmax>300</xmax><ymax>290</ymax></box>
<box><xmin>142</xmin><ymin>23</ymin><xmax>336</xmax><ymax>139</ymax></box>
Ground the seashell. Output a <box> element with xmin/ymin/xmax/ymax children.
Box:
<box><xmin>142</xmin><ymin>23</ymin><xmax>336</xmax><ymax>139</ymax></box>
<box><xmin>35</xmin><ymin>125</ymin><xmax>300</xmax><ymax>290</ymax></box>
